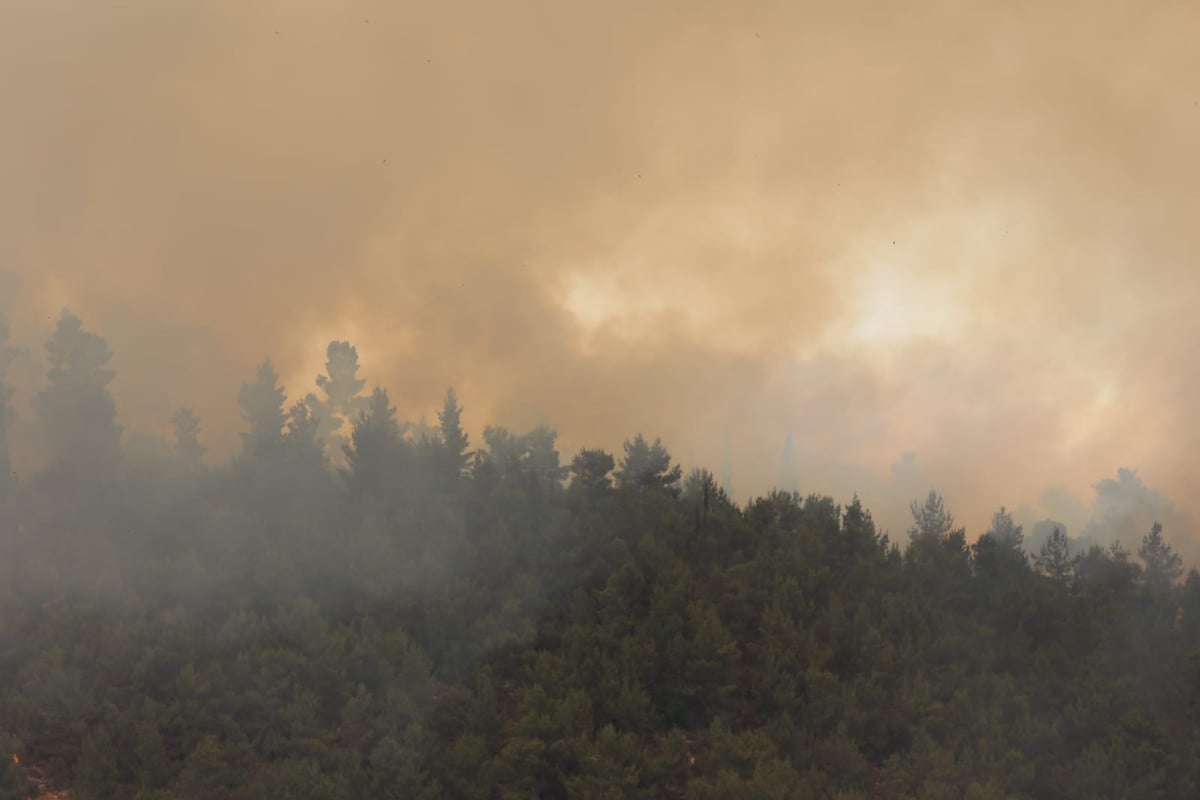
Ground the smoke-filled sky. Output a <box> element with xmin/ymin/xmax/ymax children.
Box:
<box><xmin>3</xmin><ymin>0</ymin><xmax>1200</xmax><ymax>541</ymax></box>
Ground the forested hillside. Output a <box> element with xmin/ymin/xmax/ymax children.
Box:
<box><xmin>3</xmin><ymin>314</ymin><xmax>1200</xmax><ymax>799</ymax></box>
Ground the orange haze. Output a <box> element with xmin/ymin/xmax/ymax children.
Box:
<box><xmin>2</xmin><ymin>1</ymin><xmax>1199</xmax><ymax>543</ymax></box>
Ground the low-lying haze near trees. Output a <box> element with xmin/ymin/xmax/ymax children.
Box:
<box><xmin>4</xmin><ymin>314</ymin><xmax>1200</xmax><ymax>798</ymax></box>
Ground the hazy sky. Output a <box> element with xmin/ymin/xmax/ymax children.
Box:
<box><xmin>3</xmin><ymin>0</ymin><xmax>1199</xmax><ymax>540</ymax></box>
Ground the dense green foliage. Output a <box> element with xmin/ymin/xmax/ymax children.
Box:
<box><xmin>4</xmin><ymin>315</ymin><xmax>1200</xmax><ymax>798</ymax></box>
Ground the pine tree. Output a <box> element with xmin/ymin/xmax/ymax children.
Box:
<box><xmin>569</xmin><ymin>448</ymin><xmax>615</xmax><ymax>495</ymax></box>
<box><xmin>682</xmin><ymin>467</ymin><xmax>718</xmax><ymax>507</ymax></box>
<box><xmin>238</xmin><ymin>359</ymin><xmax>286</xmax><ymax>459</ymax></box>
<box><xmin>907</xmin><ymin>489</ymin><xmax>955</xmax><ymax>542</ymax></box>
<box><xmin>904</xmin><ymin>490</ymin><xmax>972</xmax><ymax>598</ymax></box>
<box><xmin>134</xmin><ymin>717</ymin><xmax>171</xmax><ymax>791</ymax></box>
<box><xmin>614</xmin><ymin>434</ymin><xmax>682</xmax><ymax>490</ymax></box>
<box><xmin>307</xmin><ymin>340</ymin><xmax>368</xmax><ymax>454</ymax></box>
<box><xmin>1138</xmin><ymin>521</ymin><xmax>1182</xmax><ymax>592</ymax></box>
<box><xmin>283</xmin><ymin>400</ymin><xmax>326</xmax><ymax>475</ymax></box>
<box><xmin>343</xmin><ymin>386</ymin><xmax>405</xmax><ymax>498</ymax></box>
<box><xmin>437</xmin><ymin>387</ymin><xmax>470</xmax><ymax>480</ymax></box>
<box><xmin>523</xmin><ymin>425</ymin><xmax>566</xmax><ymax>492</ymax></box>
<box><xmin>74</xmin><ymin>729</ymin><xmax>118</xmax><ymax>800</ymax></box>
<box><xmin>840</xmin><ymin>495</ymin><xmax>881</xmax><ymax>573</ymax></box>
<box><xmin>1033</xmin><ymin>526</ymin><xmax>1072</xmax><ymax>584</ymax></box>
<box><xmin>973</xmin><ymin>506</ymin><xmax>1028</xmax><ymax>577</ymax></box>
<box><xmin>33</xmin><ymin>311</ymin><xmax>122</xmax><ymax>484</ymax></box>
<box><xmin>171</xmin><ymin>407</ymin><xmax>206</xmax><ymax>467</ymax></box>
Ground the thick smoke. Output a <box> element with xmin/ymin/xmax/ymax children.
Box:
<box><xmin>3</xmin><ymin>1</ymin><xmax>1200</xmax><ymax>541</ymax></box>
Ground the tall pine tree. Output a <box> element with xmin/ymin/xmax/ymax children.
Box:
<box><xmin>238</xmin><ymin>359</ymin><xmax>286</xmax><ymax>460</ymax></box>
<box><xmin>33</xmin><ymin>311</ymin><xmax>121</xmax><ymax>486</ymax></box>
<box><xmin>343</xmin><ymin>387</ymin><xmax>406</xmax><ymax>500</ymax></box>
<box><xmin>437</xmin><ymin>387</ymin><xmax>470</xmax><ymax>482</ymax></box>
<box><xmin>1139</xmin><ymin>520</ymin><xmax>1183</xmax><ymax>592</ymax></box>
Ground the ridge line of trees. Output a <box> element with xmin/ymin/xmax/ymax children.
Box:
<box><xmin>3</xmin><ymin>311</ymin><xmax>1200</xmax><ymax>798</ymax></box>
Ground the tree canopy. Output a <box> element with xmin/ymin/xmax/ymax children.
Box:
<box><xmin>1</xmin><ymin>318</ymin><xmax>1199</xmax><ymax>799</ymax></box>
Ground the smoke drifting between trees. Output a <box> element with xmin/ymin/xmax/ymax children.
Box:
<box><xmin>3</xmin><ymin>311</ymin><xmax>1200</xmax><ymax>798</ymax></box>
